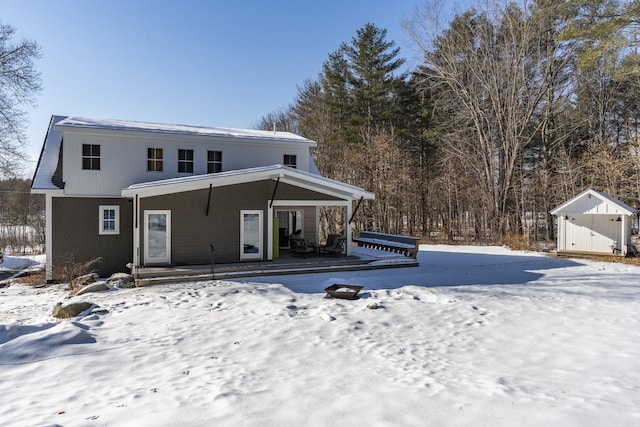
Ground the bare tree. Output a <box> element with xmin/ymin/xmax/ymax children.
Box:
<box><xmin>0</xmin><ymin>22</ymin><xmax>42</xmax><ymax>178</ymax></box>
<box><xmin>407</xmin><ymin>1</ymin><xmax>561</xmax><ymax>241</ymax></box>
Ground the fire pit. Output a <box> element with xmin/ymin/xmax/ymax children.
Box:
<box><xmin>324</xmin><ymin>284</ymin><xmax>364</xmax><ymax>300</ymax></box>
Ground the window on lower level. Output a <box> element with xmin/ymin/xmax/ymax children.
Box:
<box><xmin>99</xmin><ymin>205</ymin><xmax>120</xmax><ymax>235</ymax></box>
<box><xmin>284</xmin><ymin>154</ymin><xmax>297</xmax><ymax>168</ymax></box>
<box><xmin>178</xmin><ymin>149</ymin><xmax>194</xmax><ymax>173</ymax></box>
<box><xmin>148</xmin><ymin>148</ymin><xmax>163</xmax><ymax>172</ymax></box>
<box><xmin>82</xmin><ymin>144</ymin><xmax>100</xmax><ymax>170</ymax></box>
<box><xmin>208</xmin><ymin>150</ymin><xmax>222</xmax><ymax>173</ymax></box>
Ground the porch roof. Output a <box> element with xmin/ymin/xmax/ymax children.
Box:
<box><xmin>121</xmin><ymin>164</ymin><xmax>375</xmax><ymax>201</ymax></box>
<box><xmin>550</xmin><ymin>188</ymin><xmax>635</xmax><ymax>216</ymax></box>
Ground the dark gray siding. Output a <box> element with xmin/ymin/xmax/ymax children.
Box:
<box><xmin>139</xmin><ymin>179</ymin><xmax>341</xmax><ymax>265</ymax></box>
<box><xmin>52</xmin><ymin>197</ymin><xmax>133</xmax><ymax>278</ymax></box>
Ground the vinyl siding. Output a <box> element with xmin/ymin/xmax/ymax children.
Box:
<box><xmin>138</xmin><ymin>180</ymin><xmax>339</xmax><ymax>265</ymax></box>
<box><xmin>61</xmin><ymin>132</ymin><xmax>312</xmax><ymax>196</ymax></box>
<box><xmin>52</xmin><ymin>197</ymin><xmax>133</xmax><ymax>278</ymax></box>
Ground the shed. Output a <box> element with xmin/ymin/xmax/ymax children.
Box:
<box><xmin>550</xmin><ymin>189</ymin><xmax>635</xmax><ymax>256</ymax></box>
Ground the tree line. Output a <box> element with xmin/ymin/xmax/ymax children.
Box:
<box><xmin>256</xmin><ymin>0</ymin><xmax>640</xmax><ymax>246</ymax></box>
<box><xmin>0</xmin><ymin>179</ymin><xmax>44</xmax><ymax>254</ymax></box>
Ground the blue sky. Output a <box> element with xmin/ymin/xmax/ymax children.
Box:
<box><xmin>3</xmin><ymin>0</ymin><xmax>437</xmax><ymax>176</ymax></box>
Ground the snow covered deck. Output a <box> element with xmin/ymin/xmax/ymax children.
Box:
<box><xmin>134</xmin><ymin>246</ymin><xmax>418</xmax><ymax>286</ymax></box>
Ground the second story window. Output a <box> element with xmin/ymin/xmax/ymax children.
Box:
<box><xmin>82</xmin><ymin>144</ymin><xmax>100</xmax><ymax>170</ymax></box>
<box><xmin>178</xmin><ymin>149</ymin><xmax>194</xmax><ymax>173</ymax></box>
<box><xmin>284</xmin><ymin>154</ymin><xmax>297</xmax><ymax>168</ymax></box>
<box><xmin>207</xmin><ymin>150</ymin><xmax>222</xmax><ymax>173</ymax></box>
<box><xmin>148</xmin><ymin>148</ymin><xmax>163</xmax><ymax>172</ymax></box>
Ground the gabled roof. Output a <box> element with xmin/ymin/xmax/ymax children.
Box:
<box><xmin>55</xmin><ymin>116</ymin><xmax>316</xmax><ymax>146</ymax></box>
<box><xmin>31</xmin><ymin>115</ymin><xmax>66</xmax><ymax>192</ymax></box>
<box><xmin>550</xmin><ymin>188</ymin><xmax>635</xmax><ymax>216</ymax></box>
<box><xmin>122</xmin><ymin>164</ymin><xmax>375</xmax><ymax>201</ymax></box>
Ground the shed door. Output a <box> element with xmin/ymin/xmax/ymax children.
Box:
<box><xmin>569</xmin><ymin>215</ymin><xmax>615</xmax><ymax>253</ymax></box>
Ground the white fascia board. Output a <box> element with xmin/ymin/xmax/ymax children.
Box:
<box><xmin>32</xmin><ymin>115</ymin><xmax>66</xmax><ymax>191</ymax></box>
<box><xmin>272</xmin><ymin>200</ymin><xmax>349</xmax><ymax>207</ymax></box>
<box><xmin>30</xmin><ymin>188</ymin><xmax>64</xmax><ymax>196</ymax></box>
<box><xmin>122</xmin><ymin>165</ymin><xmax>374</xmax><ymax>201</ymax></box>
<box><xmin>279</xmin><ymin>176</ymin><xmax>373</xmax><ymax>201</ymax></box>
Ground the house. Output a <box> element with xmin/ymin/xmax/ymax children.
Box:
<box><xmin>550</xmin><ymin>189</ymin><xmax>635</xmax><ymax>256</ymax></box>
<box><xmin>31</xmin><ymin>116</ymin><xmax>374</xmax><ymax>281</ymax></box>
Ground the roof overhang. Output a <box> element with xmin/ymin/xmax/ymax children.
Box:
<box><xmin>550</xmin><ymin>188</ymin><xmax>635</xmax><ymax>216</ymax></box>
<box><xmin>121</xmin><ymin>165</ymin><xmax>375</xmax><ymax>201</ymax></box>
<box><xmin>31</xmin><ymin>115</ymin><xmax>67</xmax><ymax>192</ymax></box>
<box><xmin>54</xmin><ymin>116</ymin><xmax>317</xmax><ymax>147</ymax></box>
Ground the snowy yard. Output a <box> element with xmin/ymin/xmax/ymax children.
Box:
<box><xmin>1</xmin><ymin>245</ymin><xmax>640</xmax><ymax>426</ymax></box>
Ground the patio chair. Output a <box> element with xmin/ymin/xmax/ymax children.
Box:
<box><xmin>289</xmin><ymin>236</ymin><xmax>315</xmax><ymax>258</ymax></box>
<box><xmin>320</xmin><ymin>236</ymin><xmax>345</xmax><ymax>256</ymax></box>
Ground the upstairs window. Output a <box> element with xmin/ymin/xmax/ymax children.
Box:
<box><xmin>178</xmin><ymin>149</ymin><xmax>194</xmax><ymax>173</ymax></box>
<box><xmin>82</xmin><ymin>144</ymin><xmax>100</xmax><ymax>170</ymax></box>
<box><xmin>208</xmin><ymin>150</ymin><xmax>222</xmax><ymax>173</ymax></box>
<box><xmin>99</xmin><ymin>205</ymin><xmax>119</xmax><ymax>235</ymax></box>
<box><xmin>284</xmin><ymin>154</ymin><xmax>297</xmax><ymax>168</ymax></box>
<box><xmin>148</xmin><ymin>148</ymin><xmax>163</xmax><ymax>172</ymax></box>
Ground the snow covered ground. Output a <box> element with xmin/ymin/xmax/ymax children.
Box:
<box><xmin>1</xmin><ymin>245</ymin><xmax>640</xmax><ymax>426</ymax></box>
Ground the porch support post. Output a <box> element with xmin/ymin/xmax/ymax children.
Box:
<box><xmin>621</xmin><ymin>215</ymin><xmax>627</xmax><ymax>256</ymax></box>
<box><xmin>346</xmin><ymin>201</ymin><xmax>353</xmax><ymax>256</ymax></box>
<box><xmin>267</xmin><ymin>202</ymin><xmax>273</xmax><ymax>260</ymax></box>
<box><xmin>557</xmin><ymin>214</ymin><xmax>562</xmax><ymax>252</ymax></box>
<box><xmin>133</xmin><ymin>193</ymin><xmax>140</xmax><ymax>270</ymax></box>
<box><xmin>45</xmin><ymin>193</ymin><xmax>53</xmax><ymax>283</ymax></box>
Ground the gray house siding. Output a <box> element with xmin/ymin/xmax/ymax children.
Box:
<box><xmin>139</xmin><ymin>180</ymin><xmax>340</xmax><ymax>265</ymax></box>
<box><xmin>52</xmin><ymin>197</ymin><xmax>133</xmax><ymax>277</ymax></box>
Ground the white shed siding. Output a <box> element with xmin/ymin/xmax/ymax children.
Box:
<box><xmin>62</xmin><ymin>132</ymin><xmax>311</xmax><ymax>196</ymax></box>
<box><xmin>564</xmin><ymin>196</ymin><xmax>629</xmax><ymax>215</ymax></box>
<box><xmin>559</xmin><ymin>213</ymin><xmax>625</xmax><ymax>254</ymax></box>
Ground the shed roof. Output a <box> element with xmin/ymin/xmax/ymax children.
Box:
<box><xmin>550</xmin><ymin>188</ymin><xmax>635</xmax><ymax>216</ymax></box>
<box><xmin>121</xmin><ymin>164</ymin><xmax>375</xmax><ymax>201</ymax></box>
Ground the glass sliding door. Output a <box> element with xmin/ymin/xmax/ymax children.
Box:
<box><xmin>276</xmin><ymin>210</ymin><xmax>302</xmax><ymax>248</ymax></box>
<box><xmin>241</xmin><ymin>210</ymin><xmax>263</xmax><ymax>260</ymax></box>
<box><xmin>144</xmin><ymin>210</ymin><xmax>171</xmax><ymax>264</ymax></box>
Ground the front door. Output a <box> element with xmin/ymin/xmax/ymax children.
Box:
<box><xmin>145</xmin><ymin>210</ymin><xmax>171</xmax><ymax>264</ymax></box>
<box><xmin>241</xmin><ymin>210</ymin><xmax>262</xmax><ymax>260</ymax></box>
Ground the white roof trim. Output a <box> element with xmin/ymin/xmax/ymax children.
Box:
<box><xmin>31</xmin><ymin>115</ymin><xmax>67</xmax><ymax>191</ymax></box>
<box><xmin>55</xmin><ymin>116</ymin><xmax>316</xmax><ymax>146</ymax></box>
<box><xmin>121</xmin><ymin>165</ymin><xmax>375</xmax><ymax>201</ymax></box>
<box><xmin>550</xmin><ymin>188</ymin><xmax>635</xmax><ymax>215</ymax></box>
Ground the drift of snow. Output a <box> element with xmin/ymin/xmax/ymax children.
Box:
<box><xmin>1</xmin><ymin>245</ymin><xmax>639</xmax><ymax>426</ymax></box>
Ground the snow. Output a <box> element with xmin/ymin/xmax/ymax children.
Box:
<box><xmin>1</xmin><ymin>245</ymin><xmax>640</xmax><ymax>426</ymax></box>
<box><xmin>56</xmin><ymin>116</ymin><xmax>315</xmax><ymax>144</ymax></box>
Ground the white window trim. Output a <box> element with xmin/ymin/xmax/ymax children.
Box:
<box><xmin>240</xmin><ymin>210</ymin><xmax>263</xmax><ymax>260</ymax></box>
<box><xmin>99</xmin><ymin>205</ymin><xmax>120</xmax><ymax>235</ymax></box>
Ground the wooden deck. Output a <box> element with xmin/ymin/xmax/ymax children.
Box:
<box><xmin>134</xmin><ymin>248</ymin><xmax>418</xmax><ymax>286</ymax></box>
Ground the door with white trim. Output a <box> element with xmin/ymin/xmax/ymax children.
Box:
<box><xmin>145</xmin><ymin>210</ymin><xmax>171</xmax><ymax>264</ymax></box>
<box><xmin>241</xmin><ymin>210</ymin><xmax>263</xmax><ymax>260</ymax></box>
